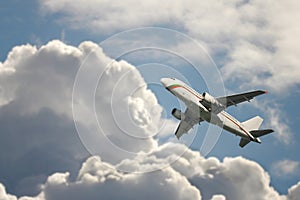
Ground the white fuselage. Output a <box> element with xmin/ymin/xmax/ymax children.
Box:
<box><xmin>161</xmin><ymin>78</ymin><xmax>257</xmax><ymax>142</ymax></box>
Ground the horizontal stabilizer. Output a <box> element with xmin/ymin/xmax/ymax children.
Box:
<box><xmin>239</xmin><ymin>138</ymin><xmax>251</xmax><ymax>148</ymax></box>
<box><xmin>250</xmin><ymin>129</ymin><xmax>274</xmax><ymax>137</ymax></box>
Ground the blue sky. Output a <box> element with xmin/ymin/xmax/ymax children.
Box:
<box><xmin>0</xmin><ymin>1</ymin><xmax>300</xmax><ymax>199</ymax></box>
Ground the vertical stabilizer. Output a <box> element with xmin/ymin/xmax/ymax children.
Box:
<box><xmin>241</xmin><ymin>116</ymin><xmax>263</xmax><ymax>131</ymax></box>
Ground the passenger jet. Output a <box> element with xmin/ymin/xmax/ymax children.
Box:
<box><xmin>161</xmin><ymin>78</ymin><xmax>273</xmax><ymax>148</ymax></box>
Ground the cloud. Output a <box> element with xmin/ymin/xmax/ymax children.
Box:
<box><xmin>0</xmin><ymin>40</ymin><xmax>298</xmax><ymax>199</ymax></box>
<box><xmin>42</xmin><ymin>156</ymin><xmax>200</xmax><ymax>200</ymax></box>
<box><xmin>39</xmin><ymin>0</ymin><xmax>300</xmax><ymax>93</ymax></box>
<box><xmin>0</xmin><ymin>40</ymin><xmax>166</xmax><ymax>195</ymax></box>
<box><xmin>287</xmin><ymin>181</ymin><xmax>300</xmax><ymax>200</ymax></box>
<box><xmin>37</xmin><ymin>1</ymin><xmax>299</xmax><ymax>151</ymax></box>
<box><xmin>1</xmin><ymin>155</ymin><xmax>201</xmax><ymax>200</ymax></box>
<box><xmin>266</xmin><ymin>106</ymin><xmax>292</xmax><ymax>145</ymax></box>
<box><xmin>272</xmin><ymin>160</ymin><xmax>299</xmax><ymax>177</ymax></box>
<box><xmin>106</xmin><ymin>143</ymin><xmax>284</xmax><ymax>200</ymax></box>
<box><xmin>72</xmin><ymin>42</ymin><xmax>164</xmax><ymax>162</ymax></box>
<box><xmin>0</xmin><ymin>103</ymin><xmax>91</xmax><ymax>195</ymax></box>
<box><xmin>252</xmin><ymin>101</ymin><xmax>292</xmax><ymax>145</ymax></box>
<box><xmin>210</xmin><ymin>195</ymin><xmax>226</xmax><ymax>200</ymax></box>
<box><xmin>3</xmin><ymin>143</ymin><xmax>300</xmax><ymax>200</ymax></box>
<box><xmin>0</xmin><ymin>41</ymin><xmax>81</xmax><ymax>116</ymax></box>
<box><xmin>0</xmin><ymin>41</ymin><xmax>89</xmax><ymax>196</ymax></box>
<box><xmin>0</xmin><ymin>183</ymin><xmax>17</xmax><ymax>200</ymax></box>
<box><xmin>189</xmin><ymin>0</ymin><xmax>300</xmax><ymax>93</ymax></box>
<box><xmin>39</xmin><ymin>0</ymin><xmax>178</xmax><ymax>33</ymax></box>
<box><xmin>38</xmin><ymin>0</ymin><xmax>300</xmax><ymax>152</ymax></box>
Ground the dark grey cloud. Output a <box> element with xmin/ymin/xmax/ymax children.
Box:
<box><xmin>287</xmin><ymin>181</ymin><xmax>300</xmax><ymax>200</ymax></box>
<box><xmin>0</xmin><ymin>103</ymin><xmax>88</xmax><ymax>196</ymax></box>
<box><xmin>0</xmin><ymin>41</ymin><xmax>92</xmax><ymax>196</ymax></box>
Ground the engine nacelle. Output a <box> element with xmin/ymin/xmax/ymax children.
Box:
<box><xmin>171</xmin><ymin>108</ymin><xmax>183</xmax><ymax>120</ymax></box>
<box><xmin>201</xmin><ymin>92</ymin><xmax>224</xmax><ymax>112</ymax></box>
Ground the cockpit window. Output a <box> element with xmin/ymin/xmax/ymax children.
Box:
<box><xmin>171</xmin><ymin>78</ymin><xmax>175</xmax><ymax>80</ymax></box>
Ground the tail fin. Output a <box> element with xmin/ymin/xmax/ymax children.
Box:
<box><xmin>242</xmin><ymin>116</ymin><xmax>263</xmax><ymax>131</ymax></box>
<box><xmin>239</xmin><ymin>116</ymin><xmax>263</xmax><ymax>148</ymax></box>
<box><xmin>239</xmin><ymin>116</ymin><xmax>274</xmax><ymax>148</ymax></box>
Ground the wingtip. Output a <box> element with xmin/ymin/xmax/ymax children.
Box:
<box><xmin>264</xmin><ymin>90</ymin><xmax>268</xmax><ymax>94</ymax></box>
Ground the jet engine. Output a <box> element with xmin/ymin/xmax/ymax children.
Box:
<box><xmin>171</xmin><ymin>108</ymin><xmax>183</xmax><ymax>120</ymax></box>
<box><xmin>201</xmin><ymin>92</ymin><xmax>225</xmax><ymax>112</ymax></box>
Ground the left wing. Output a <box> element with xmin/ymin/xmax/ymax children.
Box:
<box><xmin>175</xmin><ymin>108</ymin><xmax>203</xmax><ymax>139</ymax></box>
<box><xmin>216</xmin><ymin>90</ymin><xmax>267</xmax><ymax>108</ymax></box>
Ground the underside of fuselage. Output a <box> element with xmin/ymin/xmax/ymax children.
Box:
<box><xmin>188</xmin><ymin>100</ymin><xmax>255</xmax><ymax>142</ymax></box>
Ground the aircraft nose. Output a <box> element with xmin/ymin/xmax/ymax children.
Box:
<box><xmin>160</xmin><ymin>78</ymin><xmax>169</xmax><ymax>87</ymax></box>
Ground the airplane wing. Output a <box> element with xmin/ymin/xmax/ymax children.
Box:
<box><xmin>175</xmin><ymin>108</ymin><xmax>203</xmax><ymax>139</ymax></box>
<box><xmin>216</xmin><ymin>90</ymin><xmax>267</xmax><ymax>108</ymax></box>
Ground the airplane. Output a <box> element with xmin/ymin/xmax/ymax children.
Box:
<box><xmin>160</xmin><ymin>77</ymin><xmax>274</xmax><ymax>148</ymax></box>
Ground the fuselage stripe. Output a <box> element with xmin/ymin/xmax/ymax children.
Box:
<box><xmin>220</xmin><ymin>112</ymin><xmax>252</xmax><ymax>139</ymax></box>
<box><xmin>167</xmin><ymin>84</ymin><xmax>203</xmax><ymax>99</ymax></box>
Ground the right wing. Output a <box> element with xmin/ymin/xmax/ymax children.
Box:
<box><xmin>175</xmin><ymin>108</ymin><xmax>203</xmax><ymax>139</ymax></box>
<box><xmin>216</xmin><ymin>90</ymin><xmax>267</xmax><ymax>108</ymax></box>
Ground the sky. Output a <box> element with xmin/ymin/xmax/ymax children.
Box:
<box><xmin>0</xmin><ymin>0</ymin><xmax>300</xmax><ymax>200</ymax></box>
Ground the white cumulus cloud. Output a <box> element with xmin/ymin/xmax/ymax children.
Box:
<box><xmin>210</xmin><ymin>195</ymin><xmax>226</xmax><ymax>200</ymax></box>
<box><xmin>2</xmin><ymin>144</ymin><xmax>300</xmax><ymax>200</ymax></box>
<box><xmin>252</xmin><ymin>101</ymin><xmax>292</xmax><ymax>145</ymax></box>
<box><xmin>272</xmin><ymin>160</ymin><xmax>299</xmax><ymax>177</ymax></box>
<box><xmin>0</xmin><ymin>40</ymin><xmax>166</xmax><ymax>195</ymax></box>
<box><xmin>39</xmin><ymin>0</ymin><xmax>300</xmax><ymax>93</ymax></box>
<box><xmin>0</xmin><ymin>183</ymin><xmax>17</xmax><ymax>200</ymax></box>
